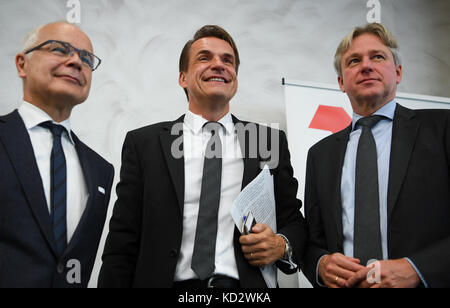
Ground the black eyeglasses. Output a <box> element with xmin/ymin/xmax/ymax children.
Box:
<box><xmin>25</xmin><ymin>40</ymin><xmax>102</xmax><ymax>71</ymax></box>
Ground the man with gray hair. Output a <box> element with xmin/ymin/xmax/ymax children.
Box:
<box><xmin>0</xmin><ymin>22</ymin><xmax>114</xmax><ymax>287</ymax></box>
<box><xmin>302</xmin><ymin>23</ymin><xmax>450</xmax><ymax>288</ymax></box>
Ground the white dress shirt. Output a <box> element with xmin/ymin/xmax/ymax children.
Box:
<box><xmin>174</xmin><ymin>110</ymin><xmax>244</xmax><ymax>281</ymax></box>
<box><xmin>18</xmin><ymin>101</ymin><xmax>89</xmax><ymax>243</ymax></box>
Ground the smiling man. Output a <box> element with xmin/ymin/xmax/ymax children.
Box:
<box><xmin>302</xmin><ymin>23</ymin><xmax>450</xmax><ymax>288</ymax></box>
<box><xmin>178</xmin><ymin>33</ymin><xmax>238</xmax><ymax>121</ymax></box>
<box><xmin>99</xmin><ymin>25</ymin><xmax>306</xmax><ymax>288</ymax></box>
<box><xmin>0</xmin><ymin>22</ymin><xmax>114</xmax><ymax>287</ymax></box>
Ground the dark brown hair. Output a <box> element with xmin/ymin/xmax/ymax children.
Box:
<box><xmin>179</xmin><ymin>25</ymin><xmax>240</xmax><ymax>73</ymax></box>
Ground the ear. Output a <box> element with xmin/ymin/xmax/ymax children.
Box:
<box><xmin>396</xmin><ymin>65</ymin><xmax>402</xmax><ymax>85</ymax></box>
<box><xmin>178</xmin><ymin>71</ymin><xmax>187</xmax><ymax>89</ymax></box>
<box><xmin>338</xmin><ymin>76</ymin><xmax>346</xmax><ymax>93</ymax></box>
<box><xmin>16</xmin><ymin>53</ymin><xmax>27</xmax><ymax>79</ymax></box>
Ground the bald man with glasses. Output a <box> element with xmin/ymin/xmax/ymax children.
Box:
<box><xmin>0</xmin><ymin>22</ymin><xmax>114</xmax><ymax>288</ymax></box>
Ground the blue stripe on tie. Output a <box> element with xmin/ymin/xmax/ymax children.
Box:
<box><xmin>54</xmin><ymin>216</ymin><xmax>66</xmax><ymax>230</ymax></box>
<box><xmin>52</xmin><ymin>155</ymin><xmax>66</xmax><ymax>172</ymax></box>
<box><xmin>53</xmin><ymin>194</ymin><xmax>66</xmax><ymax>209</ymax></box>
<box><xmin>53</xmin><ymin>200</ymin><xmax>66</xmax><ymax>219</ymax></box>
<box><xmin>54</xmin><ymin>162</ymin><xmax>65</xmax><ymax>175</ymax></box>
<box><xmin>53</xmin><ymin>156</ymin><xmax>65</xmax><ymax>170</ymax></box>
<box><xmin>53</xmin><ymin>180</ymin><xmax>66</xmax><ymax>195</ymax></box>
<box><xmin>53</xmin><ymin>174</ymin><xmax>66</xmax><ymax>189</ymax></box>
<box><xmin>54</xmin><ymin>221</ymin><xmax>66</xmax><ymax>238</ymax></box>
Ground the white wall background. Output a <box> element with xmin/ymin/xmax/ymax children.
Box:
<box><xmin>0</xmin><ymin>0</ymin><xmax>448</xmax><ymax>288</ymax></box>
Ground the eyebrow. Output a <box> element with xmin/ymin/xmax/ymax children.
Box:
<box><xmin>346</xmin><ymin>49</ymin><xmax>389</xmax><ymax>59</ymax></box>
<box><xmin>196</xmin><ymin>50</ymin><xmax>234</xmax><ymax>60</ymax></box>
<box><xmin>370</xmin><ymin>49</ymin><xmax>389</xmax><ymax>56</ymax></box>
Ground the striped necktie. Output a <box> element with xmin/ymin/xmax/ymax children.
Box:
<box><xmin>40</xmin><ymin>121</ymin><xmax>68</xmax><ymax>256</ymax></box>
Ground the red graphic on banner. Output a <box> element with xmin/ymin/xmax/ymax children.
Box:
<box><xmin>309</xmin><ymin>105</ymin><xmax>352</xmax><ymax>134</ymax></box>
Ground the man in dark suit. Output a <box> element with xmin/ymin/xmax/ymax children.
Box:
<box><xmin>302</xmin><ymin>23</ymin><xmax>450</xmax><ymax>288</ymax></box>
<box><xmin>98</xmin><ymin>25</ymin><xmax>306</xmax><ymax>288</ymax></box>
<box><xmin>0</xmin><ymin>22</ymin><xmax>114</xmax><ymax>288</ymax></box>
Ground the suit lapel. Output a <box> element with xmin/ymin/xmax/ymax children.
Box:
<box><xmin>232</xmin><ymin>115</ymin><xmax>260</xmax><ymax>190</ymax></box>
<box><xmin>64</xmin><ymin>134</ymin><xmax>96</xmax><ymax>251</ymax></box>
<box><xmin>0</xmin><ymin>110</ymin><xmax>58</xmax><ymax>255</ymax></box>
<box><xmin>160</xmin><ymin>115</ymin><xmax>185</xmax><ymax>215</ymax></box>
<box><xmin>331</xmin><ymin>125</ymin><xmax>352</xmax><ymax>250</ymax></box>
<box><xmin>387</xmin><ymin>105</ymin><xmax>418</xmax><ymax>220</ymax></box>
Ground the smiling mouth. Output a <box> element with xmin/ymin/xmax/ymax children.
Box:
<box><xmin>204</xmin><ymin>77</ymin><xmax>229</xmax><ymax>83</ymax></box>
<box><xmin>57</xmin><ymin>75</ymin><xmax>82</xmax><ymax>86</ymax></box>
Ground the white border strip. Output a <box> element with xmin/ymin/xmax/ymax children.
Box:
<box><xmin>282</xmin><ymin>79</ymin><xmax>450</xmax><ymax>105</ymax></box>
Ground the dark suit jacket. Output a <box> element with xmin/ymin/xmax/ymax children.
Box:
<box><xmin>302</xmin><ymin>104</ymin><xmax>450</xmax><ymax>288</ymax></box>
<box><xmin>98</xmin><ymin>114</ymin><xmax>306</xmax><ymax>288</ymax></box>
<box><xmin>0</xmin><ymin>110</ymin><xmax>114</xmax><ymax>288</ymax></box>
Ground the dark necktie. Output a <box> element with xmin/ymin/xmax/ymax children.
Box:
<box><xmin>40</xmin><ymin>121</ymin><xmax>68</xmax><ymax>256</ymax></box>
<box><xmin>191</xmin><ymin>122</ymin><xmax>223</xmax><ymax>280</ymax></box>
<box><xmin>354</xmin><ymin>115</ymin><xmax>384</xmax><ymax>266</ymax></box>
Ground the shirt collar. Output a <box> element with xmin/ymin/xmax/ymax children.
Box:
<box><xmin>352</xmin><ymin>100</ymin><xmax>397</xmax><ymax>130</ymax></box>
<box><xmin>184</xmin><ymin>110</ymin><xmax>234</xmax><ymax>135</ymax></box>
<box><xmin>18</xmin><ymin>101</ymin><xmax>75</xmax><ymax>144</ymax></box>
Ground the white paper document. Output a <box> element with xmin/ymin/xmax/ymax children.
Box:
<box><xmin>231</xmin><ymin>165</ymin><xmax>277</xmax><ymax>288</ymax></box>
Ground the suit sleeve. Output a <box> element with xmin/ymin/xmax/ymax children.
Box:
<box><xmin>273</xmin><ymin>130</ymin><xmax>308</xmax><ymax>274</ymax></box>
<box><xmin>98</xmin><ymin>132</ymin><xmax>143</xmax><ymax>288</ymax></box>
<box><xmin>408</xmin><ymin>111</ymin><xmax>450</xmax><ymax>288</ymax></box>
<box><xmin>301</xmin><ymin>147</ymin><xmax>330</xmax><ymax>288</ymax></box>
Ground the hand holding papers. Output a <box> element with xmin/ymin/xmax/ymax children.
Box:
<box><xmin>231</xmin><ymin>165</ymin><xmax>278</xmax><ymax>288</ymax></box>
<box><xmin>231</xmin><ymin>165</ymin><xmax>277</xmax><ymax>234</ymax></box>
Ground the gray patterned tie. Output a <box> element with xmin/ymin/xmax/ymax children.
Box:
<box><xmin>354</xmin><ymin>115</ymin><xmax>385</xmax><ymax>266</ymax></box>
<box><xmin>191</xmin><ymin>122</ymin><xmax>223</xmax><ymax>280</ymax></box>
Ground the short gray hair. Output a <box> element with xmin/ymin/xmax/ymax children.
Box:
<box><xmin>20</xmin><ymin>21</ymin><xmax>80</xmax><ymax>54</ymax></box>
<box><xmin>21</xmin><ymin>24</ymin><xmax>45</xmax><ymax>53</ymax></box>
<box><xmin>334</xmin><ymin>23</ymin><xmax>401</xmax><ymax>77</ymax></box>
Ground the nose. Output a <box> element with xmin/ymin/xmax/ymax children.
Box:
<box><xmin>210</xmin><ymin>56</ymin><xmax>226</xmax><ymax>72</ymax></box>
<box><xmin>360</xmin><ymin>56</ymin><xmax>374</xmax><ymax>73</ymax></box>
<box><xmin>65</xmin><ymin>51</ymin><xmax>83</xmax><ymax>71</ymax></box>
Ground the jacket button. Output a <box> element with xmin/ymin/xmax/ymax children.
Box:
<box><xmin>170</xmin><ymin>249</ymin><xmax>178</xmax><ymax>258</ymax></box>
<box><xmin>57</xmin><ymin>263</ymin><xmax>65</xmax><ymax>274</ymax></box>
